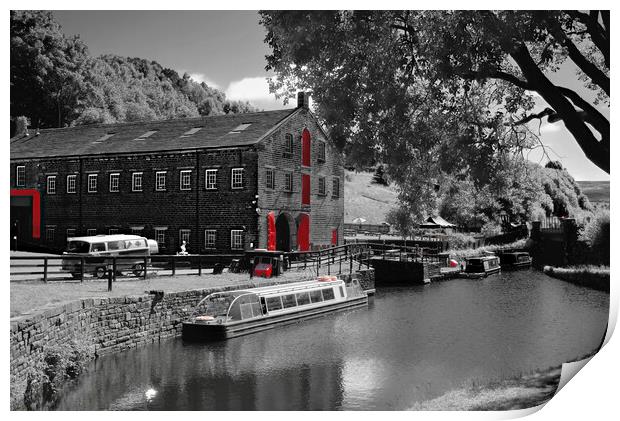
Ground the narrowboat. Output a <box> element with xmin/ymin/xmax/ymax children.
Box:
<box><xmin>182</xmin><ymin>277</ymin><xmax>369</xmax><ymax>340</ymax></box>
<box><xmin>497</xmin><ymin>251</ymin><xmax>532</xmax><ymax>269</ymax></box>
<box><xmin>463</xmin><ymin>255</ymin><xmax>501</xmax><ymax>278</ymax></box>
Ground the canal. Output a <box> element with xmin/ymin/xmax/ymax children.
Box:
<box><xmin>57</xmin><ymin>269</ymin><xmax>609</xmax><ymax>410</ymax></box>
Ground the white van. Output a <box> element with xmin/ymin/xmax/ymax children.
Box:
<box><xmin>61</xmin><ymin>234</ymin><xmax>159</xmax><ymax>278</ymax></box>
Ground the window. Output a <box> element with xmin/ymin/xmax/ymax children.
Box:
<box><xmin>46</xmin><ymin>176</ymin><xmax>56</xmax><ymax>194</ymax></box>
<box><xmin>296</xmin><ymin>292</ymin><xmax>311</xmax><ymax>306</ymax></box>
<box><xmin>134</xmin><ymin>130</ymin><xmax>158</xmax><ymax>140</ymax></box>
<box><xmin>180</xmin><ymin>127</ymin><xmax>202</xmax><ymax>138</ymax></box>
<box><xmin>109</xmin><ymin>173</ymin><xmax>120</xmax><ymax>192</ymax></box>
<box><xmin>45</xmin><ymin>226</ymin><xmax>55</xmax><ymax>242</ymax></box>
<box><xmin>265</xmin><ymin>168</ymin><xmax>275</xmax><ymax>189</ymax></box>
<box><xmin>86</xmin><ymin>228</ymin><xmax>97</xmax><ymax>236</ymax></box>
<box><xmin>88</xmin><ymin>174</ymin><xmax>98</xmax><ymax>193</ymax></box>
<box><xmin>309</xmin><ymin>290</ymin><xmax>323</xmax><ymax>303</ymax></box>
<box><xmin>132</xmin><ymin>172</ymin><xmax>143</xmax><ymax>192</ymax></box>
<box><xmin>155</xmin><ymin>171</ymin><xmax>167</xmax><ymax>191</ymax></box>
<box><xmin>230</xmin><ymin>229</ymin><xmax>244</xmax><ymax>250</ymax></box>
<box><xmin>131</xmin><ymin>226</ymin><xmax>144</xmax><ymax>235</ymax></box>
<box><xmin>230</xmin><ymin>123</ymin><xmax>252</xmax><ymax>133</ymax></box>
<box><xmin>155</xmin><ymin>228</ymin><xmax>167</xmax><ymax>247</ymax></box>
<box><xmin>282</xmin><ymin>294</ymin><xmax>297</xmax><ymax>309</ymax></box>
<box><xmin>66</xmin><ymin>228</ymin><xmax>76</xmax><ymax>239</ymax></box>
<box><xmin>16</xmin><ymin>166</ymin><xmax>25</xmax><ymax>187</ymax></box>
<box><xmin>318</xmin><ymin>141</ymin><xmax>326</xmax><ymax>162</ymax></box>
<box><xmin>332</xmin><ymin>177</ymin><xmax>340</xmax><ymax>198</ymax></box>
<box><xmin>284</xmin><ymin>133</ymin><xmax>293</xmax><ymax>156</ymax></box>
<box><xmin>204</xmin><ymin>229</ymin><xmax>217</xmax><ymax>249</ymax></box>
<box><xmin>108</xmin><ymin>228</ymin><xmax>119</xmax><ymax>235</ymax></box>
<box><xmin>205</xmin><ymin>169</ymin><xmax>218</xmax><ymax>190</ymax></box>
<box><xmin>94</xmin><ymin>133</ymin><xmax>115</xmax><ymax>143</ymax></box>
<box><xmin>179</xmin><ymin>229</ymin><xmax>191</xmax><ymax>246</ymax></box>
<box><xmin>318</xmin><ymin>177</ymin><xmax>326</xmax><ymax>196</ymax></box>
<box><xmin>231</xmin><ymin>168</ymin><xmax>244</xmax><ymax>189</ymax></box>
<box><xmin>266</xmin><ymin>296</ymin><xmax>283</xmax><ymax>311</ymax></box>
<box><xmin>284</xmin><ymin>172</ymin><xmax>293</xmax><ymax>192</ymax></box>
<box><xmin>322</xmin><ymin>288</ymin><xmax>335</xmax><ymax>301</ymax></box>
<box><xmin>66</xmin><ymin>175</ymin><xmax>77</xmax><ymax>193</ymax></box>
<box><xmin>180</xmin><ymin>170</ymin><xmax>192</xmax><ymax>191</ymax></box>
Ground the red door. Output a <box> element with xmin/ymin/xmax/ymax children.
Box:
<box><xmin>302</xmin><ymin>128</ymin><xmax>311</xmax><ymax>167</ymax></box>
<box><xmin>301</xmin><ymin>174</ymin><xmax>310</xmax><ymax>205</ymax></box>
<box><xmin>331</xmin><ymin>228</ymin><xmax>338</xmax><ymax>246</ymax></box>
<box><xmin>267</xmin><ymin>211</ymin><xmax>276</xmax><ymax>251</ymax></box>
<box><xmin>297</xmin><ymin>213</ymin><xmax>310</xmax><ymax>251</ymax></box>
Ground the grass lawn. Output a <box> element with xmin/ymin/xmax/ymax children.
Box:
<box><xmin>344</xmin><ymin>170</ymin><xmax>398</xmax><ymax>224</ymax></box>
<box><xmin>410</xmin><ymin>366</ymin><xmax>561</xmax><ymax>410</ymax></box>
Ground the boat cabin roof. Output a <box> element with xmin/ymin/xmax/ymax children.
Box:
<box><xmin>229</xmin><ymin>279</ymin><xmax>344</xmax><ymax>298</ymax></box>
<box><xmin>466</xmin><ymin>255</ymin><xmax>499</xmax><ymax>263</ymax></box>
<box><xmin>67</xmin><ymin>234</ymin><xmax>146</xmax><ymax>243</ymax></box>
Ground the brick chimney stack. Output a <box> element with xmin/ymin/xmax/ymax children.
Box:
<box><xmin>297</xmin><ymin>92</ymin><xmax>310</xmax><ymax>109</ymax></box>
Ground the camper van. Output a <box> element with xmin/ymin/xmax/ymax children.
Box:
<box><xmin>61</xmin><ymin>234</ymin><xmax>159</xmax><ymax>278</ymax></box>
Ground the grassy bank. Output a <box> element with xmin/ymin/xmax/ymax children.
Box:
<box><xmin>447</xmin><ymin>239</ymin><xmax>529</xmax><ymax>262</ymax></box>
<box><xmin>543</xmin><ymin>265</ymin><xmax>610</xmax><ymax>292</ymax></box>
<box><xmin>410</xmin><ymin>366</ymin><xmax>561</xmax><ymax>411</ymax></box>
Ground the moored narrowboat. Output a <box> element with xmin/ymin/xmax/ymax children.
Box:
<box><xmin>463</xmin><ymin>255</ymin><xmax>501</xmax><ymax>278</ymax></box>
<box><xmin>497</xmin><ymin>251</ymin><xmax>532</xmax><ymax>269</ymax></box>
<box><xmin>182</xmin><ymin>277</ymin><xmax>369</xmax><ymax>341</ymax></box>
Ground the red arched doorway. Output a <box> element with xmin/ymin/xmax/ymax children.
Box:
<box><xmin>297</xmin><ymin>213</ymin><xmax>310</xmax><ymax>252</ymax></box>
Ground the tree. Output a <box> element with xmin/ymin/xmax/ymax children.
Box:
<box><xmin>11</xmin><ymin>10</ymin><xmax>89</xmax><ymax>128</ymax></box>
<box><xmin>260</xmin><ymin>11</ymin><xmax>609</xmax><ymax>174</ymax></box>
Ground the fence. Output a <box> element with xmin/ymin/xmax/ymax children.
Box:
<box><xmin>343</xmin><ymin>223</ymin><xmax>391</xmax><ymax>237</ymax></box>
<box><xmin>10</xmin><ymin>254</ymin><xmax>244</xmax><ymax>284</ymax></box>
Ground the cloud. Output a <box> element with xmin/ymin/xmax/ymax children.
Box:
<box><xmin>187</xmin><ymin>73</ymin><xmax>220</xmax><ymax>90</ymax></box>
<box><xmin>225</xmin><ymin>76</ymin><xmax>295</xmax><ymax>111</ymax></box>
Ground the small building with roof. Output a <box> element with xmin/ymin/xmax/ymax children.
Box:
<box><xmin>419</xmin><ymin>216</ymin><xmax>457</xmax><ymax>232</ymax></box>
<box><xmin>10</xmin><ymin>93</ymin><xmax>344</xmax><ymax>254</ymax></box>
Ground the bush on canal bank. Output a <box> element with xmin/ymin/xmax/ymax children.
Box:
<box><xmin>447</xmin><ymin>238</ymin><xmax>529</xmax><ymax>262</ymax></box>
<box><xmin>12</xmin><ymin>340</ymin><xmax>92</xmax><ymax>410</ymax></box>
<box><xmin>543</xmin><ymin>265</ymin><xmax>610</xmax><ymax>293</ymax></box>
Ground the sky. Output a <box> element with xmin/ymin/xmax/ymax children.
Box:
<box><xmin>52</xmin><ymin>10</ymin><xmax>609</xmax><ymax>181</ymax></box>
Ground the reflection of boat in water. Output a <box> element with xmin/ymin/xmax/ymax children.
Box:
<box><xmin>182</xmin><ymin>277</ymin><xmax>369</xmax><ymax>341</ymax></box>
<box><xmin>462</xmin><ymin>255</ymin><xmax>501</xmax><ymax>278</ymax></box>
<box><xmin>497</xmin><ymin>251</ymin><xmax>532</xmax><ymax>269</ymax></box>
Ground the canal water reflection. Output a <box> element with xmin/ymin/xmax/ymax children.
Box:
<box><xmin>57</xmin><ymin>269</ymin><xmax>609</xmax><ymax>410</ymax></box>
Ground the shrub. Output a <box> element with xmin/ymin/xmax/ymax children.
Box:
<box><xmin>580</xmin><ymin>210</ymin><xmax>610</xmax><ymax>263</ymax></box>
<box><xmin>447</xmin><ymin>232</ymin><xmax>477</xmax><ymax>249</ymax></box>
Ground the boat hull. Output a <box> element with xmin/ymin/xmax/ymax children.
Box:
<box><xmin>462</xmin><ymin>267</ymin><xmax>502</xmax><ymax>279</ymax></box>
<box><xmin>182</xmin><ymin>295</ymin><xmax>369</xmax><ymax>341</ymax></box>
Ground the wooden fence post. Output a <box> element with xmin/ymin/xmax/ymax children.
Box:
<box><xmin>80</xmin><ymin>257</ymin><xmax>85</xmax><ymax>283</ymax></box>
<box><xmin>198</xmin><ymin>255</ymin><xmax>202</xmax><ymax>276</ymax></box>
<box><xmin>43</xmin><ymin>258</ymin><xmax>48</xmax><ymax>283</ymax></box>
<box><xmin>143</xmin><ymin>256</ymin><xmax>148</xmax><ymax>280</ymax></box>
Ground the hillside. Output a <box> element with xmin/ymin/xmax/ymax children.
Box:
<box><xmin>344</xmin><ymin>170</ymin><xmax>399</xmax><ymax>224</ymax></box>
<box><xmin>577</xmin><ymin>181</ymin><xmax>610</xmax><ymax>203</ymax></box>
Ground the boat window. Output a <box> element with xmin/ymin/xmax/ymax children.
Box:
<box><xmin>309</xmin><ymin>290</ymin><xmax>323</xmax><ymax>303</ymax></box>
<box><xmin>91</xmin><ymin>243</ymin><xmax>106</xmax><ymax>252</ymax></box>
<box><xmin>322</xmin><ymin>288</ymin><xmax>335</xmax><ymax>301</ymax></box>
<box><xmin>339</xmin><ymin>286</ymin><xmax>345</xmax><ymax>298</ymax></box>
<box><xmin>282</xmin><ymin>294</ymin><xmax>297</xmax><ymax>309</ymax></box>
<box><xmin>296</xmin><ymin>292</ymin><xmax>311</xmax><ymax>306</ymax></box>
<box><xmin>266</xmin><ymin>296</ymin><xmax>283</xmax><ymax>311</ymax></box>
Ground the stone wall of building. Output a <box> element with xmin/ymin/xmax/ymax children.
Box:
<box><xmin>257</xmin><ymin>108</ymin><xmax>345</xmax><ymax>250</ymax></box>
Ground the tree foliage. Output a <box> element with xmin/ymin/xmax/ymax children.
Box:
<box><xmin>260</xmin><ymin>10</ymin><xmax>609</xmax><ymax>173</ymax></box>
<box><xmin>11</xmin><ymin>11</ymin><xmax>259</xmax><ymax>130</ymax></box>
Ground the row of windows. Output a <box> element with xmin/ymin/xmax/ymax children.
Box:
<box><xmin>283</xmin><ymin>134</ymin><xmax>326</xmax><ymax>162</ymax></box>
<box><xmin>41</xmin><ymin>168</ymin><xmax>245</xmax><ymax>194</ymax></box>
<box><xmin>46</xmin><ymin>227</ymin><xmax>245</xmax><ymax>250</ymax></box>
<box><xmin>264</xmin><ymin>168</ymin><xmax>340</xmax><ymax>198</ymax></box>
<box><xmin>264</xmin><ymin>287</ymin><xmax>338</xmax><ymax>312</ymax></box>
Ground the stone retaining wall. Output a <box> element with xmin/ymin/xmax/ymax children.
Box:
<box><xmin>10</xmin><ymin>269</ymin><xmax>374</xmax><ymax>409</ymax></box>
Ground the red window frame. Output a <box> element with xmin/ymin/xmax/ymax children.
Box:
<box><xmin>301</xmin><ymin>128</ymin><xmax>311</xmax><ymax>167</ymax></box>
<box><xmin>301</xmin><ymin>174</ymin><xmax>310</xmax><ymax>205</ymax></box>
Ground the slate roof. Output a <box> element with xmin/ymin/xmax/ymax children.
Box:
<box><xmin>10</xmin><ymin>108</ymin><xmax>298</xmax><ymax>160</ymax></box>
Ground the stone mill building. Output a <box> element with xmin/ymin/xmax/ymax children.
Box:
<box><xmin>10</xmin><ymin>93</ymin><xmax>344</xmax><ymax>254</ymax></box>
